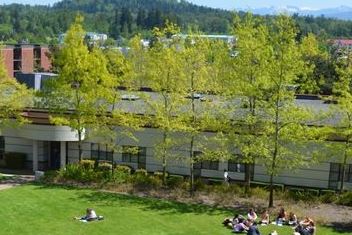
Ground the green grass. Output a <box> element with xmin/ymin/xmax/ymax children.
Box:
<box><xmin>0</xmin><ymin>184</ymin><xmax>349</xmax><ymax>235</ymax></box>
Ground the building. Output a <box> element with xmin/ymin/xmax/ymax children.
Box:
<box><xmin>15</xmin><ymin>73</ymin><xmax>57</xmax><ymax>91</ymax></box>
<box><xmin>0</xmin><ymin>91</ymin><xmax>351</xmax><ymax>191</ymax></box>
<box><xmin>1</xmin><ymin>44</ymin><xmax>51</xmax><ymax>78</ymax></box>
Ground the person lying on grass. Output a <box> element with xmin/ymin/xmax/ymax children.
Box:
<box><xmin>74</xmin><ymin>208</ymin><xmax>103</xmax><ymax>222</ymax></box>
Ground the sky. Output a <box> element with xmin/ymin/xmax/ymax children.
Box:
<box><xmin>3</xmin><ymin>0</ymin><xmax>352</xmax><ymax>10</ymax></box>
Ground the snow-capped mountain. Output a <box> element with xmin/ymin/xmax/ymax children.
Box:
<box><xmin>240</xmin><ymin>5</ymin><xmax>352</xmax><ymax>20</ymax></box>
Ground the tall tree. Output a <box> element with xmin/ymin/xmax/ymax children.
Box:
<box><xmin>145</xmin><ymin>23</ymin><xmax>187</xmax><ymax>185</ymax></box>
<box><xmin>331</xmin><ymin>54</ymin><xmax>352</xmax><ymax>193</ymax></box>
<box><xmin>181</xmin><ymin>35</ymin><xmax>215</xmax><ymax>196</ymax></box>
<box><xmin>228</xmin><ymin>13</ymin><xmax>272</xmax><ymax>194</ymax></box>
<box><xmin>264</xmin><ymin>15</ymin><xmax>316</xmax><ymax>207</ymax></box>
<box><xmin>46</xmin><ymin>15</ymin><xmax>111</xmax><ymax>161</ymax></box>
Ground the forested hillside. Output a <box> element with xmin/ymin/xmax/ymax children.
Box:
<box><xmin>1</xmin><ymin>0</ymin><xmax>352</xmax><ymax>44</ymax></box>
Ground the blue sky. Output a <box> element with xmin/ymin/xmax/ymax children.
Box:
<box><xmin>2</xmin><ymin>0</ymin><xmax>352</xmax><ymax>10</ymax></box>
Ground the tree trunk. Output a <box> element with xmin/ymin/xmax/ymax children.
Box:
<box><xmin>244</xmin><ymin>164</ymin><xmax>251</xmax><ymax>195</ymax></box>
<box><xmin>78</xmin><ymin>130</ymin><xmax>82</xmax><ymax>162</ymax></box>
<box><xmin>190</xmin><ymin>136</ymin><xmax>195</xmax><ymax>197</ymax></box>
<box><xmin>340</xmin><ymin>138</ymin><xmax>349</xmax><ymax>193</ymax></box>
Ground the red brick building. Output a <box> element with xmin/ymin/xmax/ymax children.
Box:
<box><xmin>1</xmin><ymin>44</ymin><xmax>51</xmax><ymax>78</ymax></box>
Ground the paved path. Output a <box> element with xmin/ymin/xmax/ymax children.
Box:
<box><xmin>0</xmin><ymin>174</ymin><xmax>35</xmax><ymax>191</ymax></box>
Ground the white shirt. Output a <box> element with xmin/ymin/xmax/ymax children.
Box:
<box><xmin>88</xmin><ymin>210</ymin><xmax>97</xmax><ymax>219</ymax></box>
<box><xmin>224</xmin><ymin>171</ymin><xmax>229</xmax><ymax>179</ymax></box>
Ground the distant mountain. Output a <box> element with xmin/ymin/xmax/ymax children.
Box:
<box><xmin>242</xmin><ymin>5</ymin><xmax>352</xmax><ymax>20</ymax></box>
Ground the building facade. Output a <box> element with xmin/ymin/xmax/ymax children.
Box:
<box><xmin>1</xmin><ymin>44</ymin><xmax>51</xmax><ymax>78</ymax></box>
<box><xmin>0</xmin><ymin>99</ymin><xmax>351</xmax><ymax>191</ymax></box>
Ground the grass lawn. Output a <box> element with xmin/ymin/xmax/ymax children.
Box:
<box><xmin>0</xmin><ymin>184</ymin><xmax>348</xmax><ymax>235</ymax></box>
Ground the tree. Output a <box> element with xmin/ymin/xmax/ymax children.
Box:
<box><xmin>331</xmin><ymin>54</ymin><xmax>352</xmax><ymax>193</ymax></box>
<box><xmin>264</xmin><ymin>15</ymin><xmax>316</xmax><ymax>207</ymax></box>
<box><xmin>91</xmin><ymin>48</ymin><xmax>144</xmax><ymax>175</ymax></box>
<box><xmin>228</xmin><ymin>13</ymin><xmax>272</xmax><ymax>194</ymax></box>
<box><xmin>145</xmin><ymin>23</ymin><xmax>187</xmax><ymax>185</ymax></box>
<box><xmin>46</xmin><ymin>15</ymin><xmax>112</xmax><ymax>162</ymax></box>
<box><xmin>0</xmin><ymin>47</ymin><xmax>32</xmax><ymax>131</ymax></box>
<box><xmin>180</xmin><ymin>34</ymin><xmax>216</xmax><ymax>196</ymax></box>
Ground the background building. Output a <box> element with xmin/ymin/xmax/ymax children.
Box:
<box><xmin>1</xmin><ymin>44</ymin><xmax>51</xmax><ymax>78</ymax></box>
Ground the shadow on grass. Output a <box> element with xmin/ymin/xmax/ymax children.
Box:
<box><xmin>34</xmin><ymin>183</ymin><xmax>233</xmax><ymax>216</ymax></box>
<box><xmin>77</xmin><ymin>191</ymin><xmax>232</xmax><ymax>216</ymax></box>
<box><xmin>323</xmin><ymin>222</ymin><xmax>352</xmax><ymax>234</ymax></box>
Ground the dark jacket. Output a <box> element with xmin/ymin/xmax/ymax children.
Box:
<box><xmin>247</xmin><ymin>225</ymin><xmax>261</xmax><ymax>235</ymax></box>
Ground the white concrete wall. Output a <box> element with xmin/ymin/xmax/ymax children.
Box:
<box><xmin>3</xmin><ymin>126</ymin><xmax>352</xmax><ymax>190</ymax></box>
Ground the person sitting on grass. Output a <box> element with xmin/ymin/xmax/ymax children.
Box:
<box><xmin>294</xmin><ymin>220</ymin><xmax>316</xmax><ymax>235</ymax></box>
<box><xmin>75</xmin><ymin>208</ymin><xmax>98</xmax><ymax>221</ymax></box>
<box><xmin>287</xmin><ymin>212</ymin><xmax>298</xmax><ymax>226</ymax></box>
<box><xmin>276</xmin><ymin>207</ymin><xmax>287</xmax><ymax>225</ymax></box>
<box><xmin>246</xmin><ymin>220</ymin><xmax>261</xmax><ymax>235</ymax></box>
<box><xmin>222</xmin><ymin>214</ymin><xmax>244</xmax><ymax>229</ymax></box>
<box><xmin>233</xmin><ymin>219</ymin><xmax>250</xmax><ymax>233</ymax></box>
<box><xmin>247</xmin><ymin>208</ymin><xmax>258</xmax><ymax>221</ymax></box>
<box><xmin>259</xmin><ymin>210</ymin><xmax>270</xmax><ymax>225</ymax></box>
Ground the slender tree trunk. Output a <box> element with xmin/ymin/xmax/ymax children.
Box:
<box><xmin>162</xmin><ymin>131</ymin><xmax>167</xmax><ymax>186</ymax></box>
<box><xmin>190</xmin><ymin>135</ymin><xmax>195</xmax><ymax>197</ymax></box>
<box><xmin>269</xmin><ymin>97</ymin><xmax>280</xmax><ymax>208</ymax></box>
<box><xmin>340</xmin><ymin>137</ymin><xmax>349</xmax><ymax>193</ymax></box>
<box><xmin>78</xmin><ymin>130</ymin><xmax>82</xmax><ymax>162</ymax></box>
<box><xmin>244</xmin><ymin>164</ymin><xmax>251</xmax><ymax>194</ymax></box>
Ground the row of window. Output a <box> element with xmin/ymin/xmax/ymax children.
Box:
<box><xmin>330</xmin><ymin>163</ymin><xmax>352</xmax><ymax>183</ymax></box>
<box><xmin>89</xmin><ymin>143</ymin><xmax>245</xmax><ymax>172</ymax></box>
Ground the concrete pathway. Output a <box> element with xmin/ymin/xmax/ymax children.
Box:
<box><xmin>0</xmin><ymin>173</ymin><xmax>34</xmax><ymax>191</ymax></box>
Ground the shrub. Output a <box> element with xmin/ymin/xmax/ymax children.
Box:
<box><xmin>115</xmin><ymin>165</ymin><xmax>132</xmax><ymax>174</ymax></box>
<box><xmin>166</xmin><ymin>175</ymin><xmax>184</xmax><ymax>188</ymax></box>
<box><xmin>98</xmin><ymin>162</ymin><xmax>113</xmax><ymax>172</ymax></box>
<box><xmin>131</xmin><ymin>173</ymin><xmax>161</xmax><ymax>188</ymax></box>
<box><xmin>4</xmin><ymin>152</ymin><xmax>26</xmax><ymax>169</ymax></box>
<box><xmin>111</xmin><ymin>170</ymin><xmax>130</xmax><ymax>184</ymax></box>
<box><xmin>41</xmin><ymin>170</ymin><xmax>59</xmax><ymax>182</ymax></box>
<box><xmin>154</xmin><ymin>171</ymin><xmax>168</xmax><ymax>179</ymax></box>
<box><xmin>135</xmin><ymin>169</ymin><xmax>148</xmax><ymax>176</ymax></box>
<box><xmin>58</xmin><ymin>163</ymin><xmax>97</xmax><ymax>182</ymax></box>
<box><xmin>287</xmin><ymin>188</ymin><xmax>319</xmax><ymax>202</ymax></box>
<box><xmin>319</xmin><ymin>190</ymin><xmax>337</xmax><ymax>203</ymax></box>
<box><xmin>79</xmin><ymin>160</ymin><xmax>95</xmax><ymax>170</ymax></box>
<box><xmin>336</xmin><ymin>191</ymin><xmax>352</xmax><ymax>206</ymax></box>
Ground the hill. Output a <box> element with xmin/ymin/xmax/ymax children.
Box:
<box><xmin>2</xmin><ymin>0</ymin><xmax>352</xmax><ymax>44</ymax></box>
<box><xmin>0</xmin><ymin>0</ymin><xmax>232</xmax><ymax>44</ymax></box>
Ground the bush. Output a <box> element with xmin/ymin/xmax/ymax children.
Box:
<box><xmin>79</xmin><ymin>160</ymin><xmax>95</xmax><ymax>170</ymax></box>
<box><xmin>319</xmin><ymin>190</ymin><xmax>337</xmax><ymax>203</ymax></box>
<box><xmin>287</xmin><ymin>188</ymin><xmax>319</xmax><ymax>202</ymax></box>
<box><xmin>166</xmin><ymin>175</ymin><xmax>184</xmax><ymax>188</ymax></box>
<box><xmin>336</xmin><ymin>191</ymin><xmax>352</xmax><ymax>206</ymax></box>
<box><xmin>154</xmin><ymin>171</ymin><xmax>168</xmax><ymax>179</ymax></box>
<box><xmin>111</xmin><ymin>170</ymin><xmax>130</xmax><ymax>184</ymax></box>
<box><xmin>98</xmin><ymin>162</ymin><xmax>113</xmax><ymax>172</ymax></box>
<box><xmin>115</xmin><ymin>165</ymin><xmax>132</xmax><ymax>174</ymax></box>
<box><xmin>58</xmin><ymin>163</ymin><xmax>97</xmax><ymax>182</ymax></box>
<box><xmin>41</xmin><ymin>170</ymin><xmax>59</xmax><ymax>182</ymax></box>
<box><xmin>4</xmin><ymin>152</ymin><xmax>26</xmax><ymax>169</ymax></box>
<box><xmin>131</xmin><ymin>173</ymin><xmax>162</xmax><ymax>188</ymax></box>
<box><xmin>135</xmin><ymin>169</ymin><xmax>148</xmax><ymax>176</ymax></box>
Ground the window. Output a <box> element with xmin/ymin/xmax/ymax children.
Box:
<box><xmin>228</xmin><ymin>160</ymin><xmax>245</xmax><ymax>173</ymax></box>
<box><xmin>329</xmin><ymin>163</ymin><xmax>352</xmax><ymax>183</ymax></box>
<box><xmin>193</xmin><ymin>151</ymin><xmax>219</xmax><ymax>170</ymax></box>
<box><xmin>122</xmin><ymin>146</ymin><xmax>146</xmax><ymax>163</ymax></box>
<box><xmin>91</xmin><ymin>143</ymin><xmax>113</xmax><ymax>161</ymax></box>
<box><xmin>0</xmin><ymin>136</ymin><xmax>4</xmax><ymax>160</ymax></box>
<box><xmin>345</xmin><ymin>164</ymin><xmax>352</xmax><ymax>183</ymax></box>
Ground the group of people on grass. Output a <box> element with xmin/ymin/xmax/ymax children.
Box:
<box><xmin>223</xmin><ymin>207</ymin><xmax>316</xmax><ymax>235</ymax></box>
